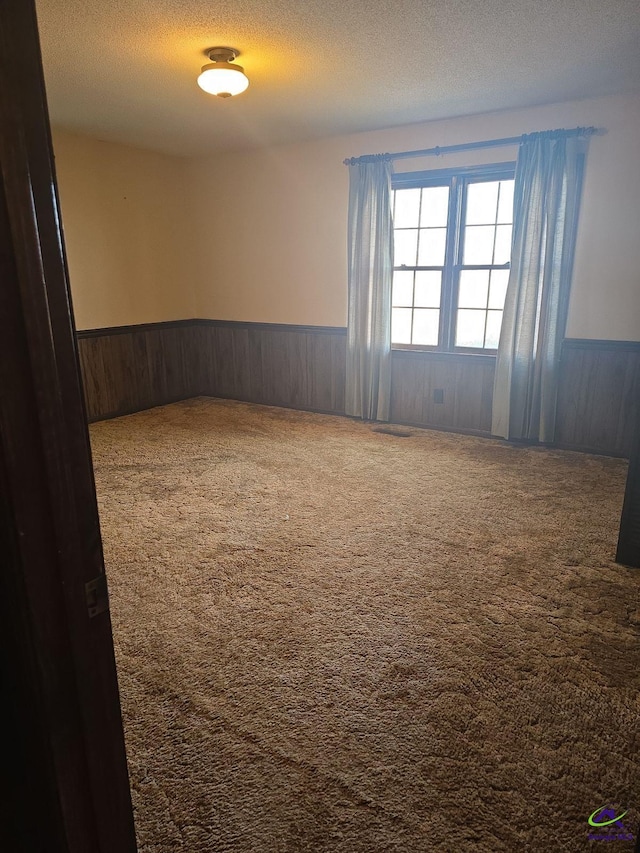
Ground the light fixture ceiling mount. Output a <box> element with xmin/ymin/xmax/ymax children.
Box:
<box><xmin>197</xmin><ymin>47</ymin><xmax>249</xmax><ymax>98</ymax></box>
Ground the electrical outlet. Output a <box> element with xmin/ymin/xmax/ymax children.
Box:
<box><xmin>434</xmin><ymin>388</ymin><xmax>444</xmax><ymax>404</ymax></box>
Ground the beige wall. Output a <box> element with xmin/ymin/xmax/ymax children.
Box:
<box><xmin>185</xmin><ymin>92</ymin><xmax>640</xmax><ymax>341</ymax></box>
<box><xmin>54</xmin><ymin>92</ymin><xmax>640</xmax><ymax>340</ymax></box>
<box><xmin>52</xmin><ymin>129</ymin><xmax>194</xmax><ymax>330</ymax></box>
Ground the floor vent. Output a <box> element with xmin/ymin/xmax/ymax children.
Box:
<box><xmin>372</xmin><ymin>427</ymin><xmax>413</xmax><ymax>438</ymax></box>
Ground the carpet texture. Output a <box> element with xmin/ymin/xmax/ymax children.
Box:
<box><xmin>90</xmin><ymin>397</ymin><xmax>640</xmax><ymax>852</ymax></box>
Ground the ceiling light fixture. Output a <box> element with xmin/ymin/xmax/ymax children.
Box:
<box><xmin>197</xmin><ymin>47</ymin><xmax>249</xmax><ymax>98</ymax></box>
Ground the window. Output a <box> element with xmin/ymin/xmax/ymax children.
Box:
<box><xmin>391</xmin><ymin>163</ymin><xmax>515</xmax><ymax>352</ymax></box>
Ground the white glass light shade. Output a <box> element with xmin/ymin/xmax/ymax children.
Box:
<box><xmin>197</xmin><ymin>62</ymin><xmax>249</xmax><ymax>97</ymax></box>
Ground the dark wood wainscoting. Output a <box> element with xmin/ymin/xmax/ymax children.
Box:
<box><xmin>77</xmin><ymin>320</ymin><xmax>201</xmax><ymax>422</ymax></box>
<box><xmin>390</xmin><ymin>350</ymin><xmax>496</xmax><ymax>435</ymax></box>
<box><xmin>555</xmin><ymin>339</ymin><xmax>640</xmax><ymax>457</ymax></box>
<box><xmin>77</xmin><ymin>322</ymin><xmax>640</xmax><ymax>457</ymax></box>
<box><xmin>77</xmin><ymin>319</ymin><xmax>347</xmax><ymax>422</ymax></box>
<box><xmin>389</xmin><ymin>341</ymin><xmax>640</xmax><ymax>455</ymax></box>
<box><xmin>197</xmin><ymin>320</ymin><xmax>347</xmax><ymax>414</ymax></box>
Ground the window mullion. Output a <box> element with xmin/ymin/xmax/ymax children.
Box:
<box><xmin>410</xmin><ymin>271</ymin><xmax>416</xmax><ymax>345</ymax></box>
<box><xmin>442</xmin><ymin>176</ymin><xmax>463</xmax><ymax>351</ymax></box>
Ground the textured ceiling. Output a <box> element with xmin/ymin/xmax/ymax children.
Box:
<box><xmin>36</xmin><ymin>0</ymin><xmax>640</xmax><ymax>156</ymax></box>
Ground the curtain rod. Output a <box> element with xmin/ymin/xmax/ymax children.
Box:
<box><xmin>343</xmin><ymin>126</ymin><xmax>599</xmax><ymax>165</ymax></box>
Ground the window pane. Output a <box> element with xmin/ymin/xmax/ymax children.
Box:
<box><xmin>392</xmin><ymin>271</ymin><xmax>414</xmax><ymax>306</ymax></box>
<box><xmin>394</xmin><ymin>229</ymin><xmax>418</xmax><ymax>266</ymax></box>
<box><xmin>413</xmin><ymin>309</ymin><xmax>439</xmax><ymax>346</ymax></box>
<box><xmin>420</xmin><ymin>186</ymin><xmax>449</xmax><ymax>227</ymax></box>
<box><xmin>463</xmin><ymin>225</ymin><xmax>495</xmax><ymax>264</ymax></box>
<box><xmin>392</xmin><ymin>308</ymin><xmax>412</xmax><ymax>344</ymax></box>
<box><xmin>458</xmin><ymin>270</ymin><xmax>489</xmax><ymax>309</ymax></box>
<box><xmin>392</xmin><ymin>169</ymin><xmax>514</xmax><ymax>351</ymax></box>
<box><xmin>394</xmin><ymin>189</ymin><xmax>421</xmax><ymax>228</ymax></box>
<box><xmin>488</xmin><ymin>269</ymin><xmax>510</xmax><ymax>309</ymax></box>
<box><xmin>497</xmin><ymin>180</ymin><xmax>515</xmax><ymax>223</ymax></box>
<box><xmin>417</xmin><ymin>227</ymin><xmax>446</xmax><ymax>266</ymax></box>
<box><xmin>456</xmin><ymin>309</ymin><xmax>486</xmax><ymax>348</ymax></box>
<box><xmin>414</xmin><ymin>271</ymin><xmax>441</xmax><ymax>307</ymax></box>
<box><xmin>493</xmin><ymin>224</ymin><xmax>512</xmax><ymax>264</ymax></box>
<box><xmin>485</xmin><ymin>310</ymin><xmax>503</xmax><ymax>349</ymax></box>
<box><xmin>466</xmin><ymin>181</ymin><xmax>499</xmax><ymax>225</ymax></box>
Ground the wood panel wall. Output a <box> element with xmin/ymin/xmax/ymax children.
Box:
<box><xmin>77</xmin><ymin>320</ymin><xmax>347</xmax><ymax>422</ymax></box>
<box><xmin>197</xmin><ymin>321</ymin><xmax>346</xmax><ymax>414</ymax></box>
<box><xmin>390</xmin><ymin>350</ymin><xmax>495</xmax><ymax>435</ymax></box>
<box><xmin>555</xmin><ymin>339</ymin><xmax>640</xmax><ymax>457</ymax></box>
<box><xmin>77</xmin><ymin>321</ymin><xmax>201</xmax><ymax>422</ymax></box>
<box><xmin>77</xmin><ymin>321</ymin><xmax>640</xmax><ymax>457</ymax></box>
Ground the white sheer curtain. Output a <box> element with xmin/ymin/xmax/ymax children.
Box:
<box><xmin>345</xmin><ymin>156</ymin><xmax>394</xmax><ymax>421</ymax></box>
<box><xmin>492</xmin><ymin>132</ymin><xmax>585</xmax><ymax>442</ymax></box>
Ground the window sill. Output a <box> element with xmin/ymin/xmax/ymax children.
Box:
<box><xmin>391</xmin><ymin>347</ymin><xmax>497</xmax><ymax>362</ymax></box>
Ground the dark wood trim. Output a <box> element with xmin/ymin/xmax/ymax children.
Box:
<box><xmin>77</xmin><ymin>317</ymin><xmax>347</xmax><ymax>340</ymax></box>
<box><xmin>194</xmin><ymin>318</ymin><xmax>347</xmax><ymax>335</ymax></box>
<box><xmin>536</xmin><ymin>442</ymin><xmax>631</xmax><ymax>460</ymax></box>
<box><xmin>77</xmin><ymin>318</ymin><xmax>196</xmax><ymax>339</ymax></box>
<box><xmin>617</xmin><ymin>425</ymin><xmax>640</xmax><ymax>567</ymax></box>
<box><xmin>78</xmin><ymin>323</ymin><xmax>640</xmax><ymax>350</ymax></box>
<box><xmin>563</xmin><ymin>338</ymin><xmax>640</xmax><ymax>352</ymax></box>
<box><xmin>0</xmin><ymin>1</ymin><xmax>137</xmax><ymax>849</ymax></box>
<box><xmin>209</xmin><ymin>392</ymin><xmax>348</xmax><ymax>419</ymax></box>
<box><xmin>386</xmin><ymin>418</ymin><xmax>493</xmax><ymax>439</ymax></box>
<box><xmin>0</xmin><ymin>401</ymin><xmax>68</xmax><ymax>852</ymax></box>
<box><xmin>85</xmin><ymin>395</ymin><xmax>200</xmax><ymax>424</ymax></box>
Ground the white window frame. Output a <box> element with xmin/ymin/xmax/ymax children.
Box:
<box><xmin>392</xmin><ymin>162</ymin><xmax>516</xmax><ymax>353</ymax></box>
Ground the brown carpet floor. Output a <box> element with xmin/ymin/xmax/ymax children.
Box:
<box><xmin>90</xmin><ymin>397</ymin><xmax>640</xmax><ymax>852</ymax></box>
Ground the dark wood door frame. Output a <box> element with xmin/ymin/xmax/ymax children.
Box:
<box><xmin>617</xmin><ymin>428</ymin><xmax>640</xmax><ymax>567</ymax></box>
<box><xmin>0</xmin><ymin>1</ymin><xmax>137</xmax><ymax>850</ymax></box>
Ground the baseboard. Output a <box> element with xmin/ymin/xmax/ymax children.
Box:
<box><xmin>85</xmin><ymin>395</ymin><xmax>197</xmax><ymax>425</ymax></box>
